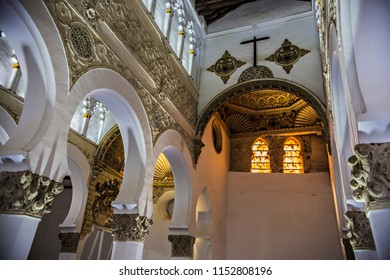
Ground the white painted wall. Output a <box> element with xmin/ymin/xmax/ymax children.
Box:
<box><xmin>227</xmin><ymin>172</ymin><xmax>343</xmax><ymax>259</ymax></box>
<box><xmin>192</xmin><ymin>116</ymin><xmax>230</xmax><ymax>259</ymax></box>
<box><xmin>198</xmin><ymin>12</ymin><xmax>324</xmax><ymax>114</ymax></box>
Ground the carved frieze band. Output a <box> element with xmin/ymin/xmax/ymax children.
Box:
<box><xmin>344</xmin><ymin>210</ymin><xmax>376</xmax><ymax>251</ymax></box>
<box><xmin>58</xmin><ymin>232</ymin><xmax>80</xmax><ymax>253</ymax></box>
<box><xmin>168</xmin><ymin>235</ymin><xmax>195</xmax><ymax>258</ymax></box>
<box><xmin>348</xmin><ymin>143</ymin><xmax>390</xmax><ymax>207</ymax></box>
<box><xmin>112</xmin><ymin>214</ymin><xmax>153</xmax><ymax>243</ymax></box>
<box><xmin>44</xmin><ymin>0</ymin><xmax>195</xmax><ymax>163</ymax></box>
<box><xmin>0</xmin><ymin>170</ymin><xmax>64</xmax><ymax>218</ymax></box>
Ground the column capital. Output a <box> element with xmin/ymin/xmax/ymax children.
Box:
<box><xmin>0</xmin><ymin>170</ymin><xmax>64</xmax><ymax>219</ymax></box>
<box><xmin>58</xmin><ymin>232</ymin><xmax>80</xmax><ymax>253</ymax></box>
<box><xmin>348</xmin><ymin>143</ymin><xmax>390</xmax><ymax>208</ymax></box>
<box><xmin>168</xmin><ymin>235</ymin><xmax>195</xmax><ymax>258</ymax></box>
<box><xmin>112</xmin><ymin>214</ymin><xmax>152</xmax><ymax>243</ymax></box>
<box><xmin>344</xmin><ymin>210</ymin><xmax>376</xmax><ymax>251</ymax></box>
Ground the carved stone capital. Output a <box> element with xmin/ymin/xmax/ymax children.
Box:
<box><xmin>344</xmin><ymin>210</ymin><xmax>376</xmax><ymax>251</ymax></box>
<box><xmin>0</xmin><ymin>171</ymin><xmax>64</xmax><ymax>219</ymax></box>
<box><xmin>348</xmin><ymin>143</ymin><xmax>390</xmax><ymax>207</ymax></box>
<box><xmin>168</xmin><ymin>235</ymin><xmax>195</xmax><ymax>258</ymax></box>
<box><xmin>58</xmin><ymin>232</ymin><xmax>80</xmax><ymax>253</ymax></box>
<box><xmin>111</xmin><ymin>214</ymin><xmax>153</xmax><ymax>243</ymax></box>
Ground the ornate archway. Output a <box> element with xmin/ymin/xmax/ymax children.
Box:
<box><xmin>194</xmin><ymin>78</ymin><xmax>330</xmax><ymax>163</ymax></box>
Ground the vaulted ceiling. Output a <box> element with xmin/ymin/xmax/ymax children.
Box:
<box><xmin>217</xmin><ymin>90</ymin><xmax>322</xmax><ymax>136</ymax></box>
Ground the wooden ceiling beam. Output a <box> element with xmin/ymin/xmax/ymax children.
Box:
<box><xmin>197</xmin><ymin>1</ymin><xmax>246</xmax><ymax>15</ymax></box>
<box><xmin>196</xmin><ymin>0</ymin><xmax>244</xmax><ymax>10</ymax></box>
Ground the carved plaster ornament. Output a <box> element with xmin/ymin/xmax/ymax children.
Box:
<box><xmin>58</xmin><ymin>232</ymin><xmax>80</xmax><ymax>253</ymax></box>
<box><xmin>238</xmin><ymin>65</ymin><xmax>273</xmax><ymax>83</ymax></box>
<box><xmin>0</xmin><ymin>170</ymin><xmax>64</xmax><ymax>218</ymax></box>
<box><xmin>348</xmin><ymin>143</ymin><xmax>390</xmax><ymax>210</ymax></box>
<box><xmin>266</xmin><ymin>39</ymin><xmax>310</xmax><ymax>74</ymax></box>
<box><xmin>112</xmin><ymin>214</ymin><xmax>153</xmax><ymax>242</ymax></box>
<box><xmin>168</xmin><ymin>235</ymin><xmax>195</xmax><ymax>258</ymax></box>
<box><xmin>207</xmin><ymin>50</ymin><xmax>246</xmax><ymax>84</ymax></box>
<box><xmin>344</xmin><ymin>210</ymin><xmax>376</xmax><ymax>250</ymax></box>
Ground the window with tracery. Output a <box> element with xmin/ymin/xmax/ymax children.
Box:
<box><xmin>283</xmin><ymin>137</ymin><xmax>304</xmax><ymax>174</ymax></box>
<box><xmin>251</xmin><ymin>138</ymin><xmax>271</xmax><ymax>173</ymax></box>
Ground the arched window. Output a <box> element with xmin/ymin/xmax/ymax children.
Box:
<box><xmin>283</xmin><ymin>137</ymin><xmax>304</xmax><ymax>174</ymax></box>
<box><xmin>251</xmin><ymin>138</ymin><xmax>271</xmax><ymax>173</ymax></box>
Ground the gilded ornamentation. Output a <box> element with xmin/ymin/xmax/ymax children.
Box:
<box><xmin>329</xmin><ymin>0</ymin><xmax>337</xmax><ymax>27</ymax></box>
<box><xmin>69</xmin><ymin>25</ymin><xmax>93</xmax><ymax>59</ymax></box>
<box><xmin>238</xmin><ymin>66</ymin><xmax>273</xmax><ymax>83</ymax></box>
<box><xmin>58</xmin><ymin>232</ymin><xmax>80</xmax><ymax>253</ymax></box>
<box><xmin>96</xmin><ymin>126</ymin><xmax>124</xmax><ymax>173</ymax></box>
<box><xmin>0</xmin><ymin>170</ymin><xmax>64</xmax><ymax>218</ymax></box>
<box><xmin>266</xmin><ymin>39</ymin><xmax>311</xmax><ymax>74</ymax></box>
<box><xmin>93</xmin><ymin>179</ymin><xmax>120</xmax><ymax>227</ymax></box>
<box><xmin>207</xmin><ymin>50</ymin><xmax>246</xmax><ymax>84</ymax></box>
<box><xmin>344</xmin><ymin>210</ymin><xmax>376</xmax><ymax>250</ymax></box>
<box><xmin>112</xmin><ymin>214</ymin><xmax>153</xmax><ymax>242</ymax></box>
<box><xmin>168</xmin><ymin>235</ymin><xmax>195</xmax><ymax>258</ymax></box>
<box><xmin>348</xmin><ymin>143</ymin><xmax>390</xmax><ymax>206</ymax></box>
<box><xmin>195</xmin><ymin>79</ymin><xmax>329</xmax><ymax>156</ymax></box>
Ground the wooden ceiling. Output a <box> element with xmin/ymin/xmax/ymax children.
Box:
<box><xmin>195</xmin><ymin>0</ymin><xmax>260</xmax><ymax>25</ymax></box>
<box><xmin>195</xmin><ymin>0</ymin><xmax>312</xmax><ymax>25</ymax></box>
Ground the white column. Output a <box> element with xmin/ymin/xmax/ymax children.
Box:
<box><xmin>0</xmin><ymin>214</ymin><xmax>40</xmax><ymax>259</ymax></box>
<box><xmin>147</xmin><ymin>0</ymin><xmax>157</xmax><ymax>15</ymax></box>
<box><xmin>367</xmin><ymin>207</ymin><xmax>390</xmax><ymax>259</ymax></box>
<box><xmin>6</xmin><ymin>56</ymin><xmax>21</xmax><ymax>93</ymax></box>
<box><xmin>96</xmin><ymin>103</ymin><xmax>106</xmax><ymax>143</ymax></box>
<box><xmin>176</xmin><ymin>22</ymin><xmax>185</xmax><ymax>59</ymax></box>
<box><xmin>0</xmin><ymin>170</ymin><xmax>64</xmax><ymax>260</ymax></box>
<box><xmin>110</xmin><ymin>213</ymin><xmax>152</xmax><ymax>260</ymax></box>
<box><xmin>163</xmin><ymin>1</ymin><xmax>173</xmax><ymax>37</ymax></box>
<box><xmin>188</xmin><ymin>35</ymin><xmax>196</xmax><ymax>75</ymax></box>
<box><xmin>81</xmin><ymin>97</ymin><xmax>94</xmax><ymax>136</ymax></box>
<box><xmin>193</xmin><ymin>237</ymin><xmax>211</xmax><ymax>260</ymax></box>
<box><xmin>111</xmin><ymin>241</ymin><xmax>144</xmax><ymax>260</ymax></box>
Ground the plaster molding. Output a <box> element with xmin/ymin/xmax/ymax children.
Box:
<box><xmin>112</xmin><ymin>213</ymin><xmax>153</xmax><ymax>243</ymax></box>
<box><xmin>0</xmin><ymin>170</ymin><xmax>64</xmax><ymax>218</ymax></box>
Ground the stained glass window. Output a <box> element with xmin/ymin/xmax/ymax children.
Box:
<box><xmin>283</xmin><ymin>137</ymin><xmax>304</xmax><ymax>174</ymax></box>
<box><xmin>251</xmin><ymin>138</ymin><xmax>271</xmax><ymax>173</ymax></box>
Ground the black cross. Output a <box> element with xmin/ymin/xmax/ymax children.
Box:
<box><xmin>240</xmin><ymin>36</ymin><xmax>270</xmax><ymax>67</ymax></box>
